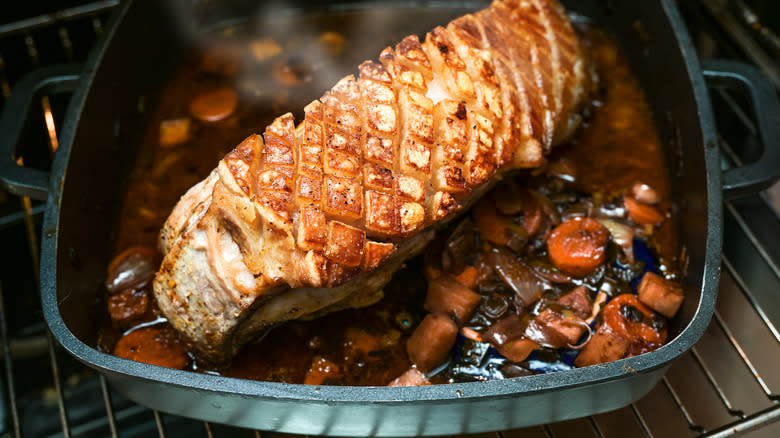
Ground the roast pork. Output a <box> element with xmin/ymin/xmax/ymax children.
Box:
<box><xmin>153</xmin><ymin>0</ymin><xmax>593</xmax><ymax>361</ymax></box>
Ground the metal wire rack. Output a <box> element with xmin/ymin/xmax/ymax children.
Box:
<box><xmin>0</xmin><ymin>0</ymin><xmax>778</xmax><ymax>437</ymax></box>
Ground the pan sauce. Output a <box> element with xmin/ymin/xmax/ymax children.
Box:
<box><xmin>100</xmin><ymin>8</ymin><xmax>681</xmax><ymax>386</ymax></box>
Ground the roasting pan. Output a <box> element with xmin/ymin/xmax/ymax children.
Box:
<box><xmin>1</xmin><ymin>0</ymin><xmax>779</xmax><ymax>435</ymax></box>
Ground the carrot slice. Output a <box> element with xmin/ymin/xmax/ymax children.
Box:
<box><xmin>624</xmin><ymin>195</ymin><xmax>664</xmax><ymax>226</ymax></box>
<box><xmin>493</xmin><ymin>181</ymin><xmax>525</xmax><ymax>215</ymax></box>
<box><xmin>406</xmin><ymin>313</ymin><xmax>458</xmax><ymax>372</ymax></box>
<box><xmin>472</xmin><ymin>194</ymin><xmax>513</xmax><ymax>246</ymax></box>
<box><xmin>107</xmin><ymin>289</ymin><xmax>149</xmax><ymax>327</ymax></box>
<box><xmin>602</xmin><ymin>294</ymin><xmax>667</xmax><ymax>350</ymax></box>
<box><xmin>520</xmin><ymin>189</ymin><xmax>543</xmax><ymax>236</ymax></box>
<box><xmin>547</xmin><ymin>217</ymin><xmax>610</xmax><ymax>277</ymax></box>
<box><xmin>453</xmin><ymin>265</ymin><xmax>479</xmax><ymax>290</ymax></box>
<box><xmin>190</xmin><ymin>87</ymin><xmax>238</xmax><ymax>122</ymax></box>
<box><xmin>249</xmin><ymin>38</ymin><xmax>282</xmax><ymax>62</ymax></box>
<box><xmin>159</xmin><ymin>118</ymin><xmax>191</xmax><ymax>147</ymax></box>
<box><xmin>113</xmin><ymin>326</ymin><xmax>189</xmax><ymax>369</ymax></box>
<box><xmin>200</xmin><ymin>44</ymin><xmax>241</xmax><ymax>76</ymax></box>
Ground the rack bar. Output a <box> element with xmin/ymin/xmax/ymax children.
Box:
<box><xmin>662</xmin><ymin>377</ymin><xmax>701</xmax><ymax>431</ymax></box>
<box><xmin>689</xmin><ymin>347</ymin><xmax>742</xmax><ymax>415</ymax></box>
<box><xmin>99</xmin><ymin>375</ymin><xmax>119</xmax><ymax>438</ymax></box>
<box><xmin>700</xmin><ymin>405</ymin><xmax>780</xmax><ymax>438</ymax></box>
<box><xmin>58</xmin><ymin>26</ymin><xmax>75</xmax><ymax>62</ymax></box>
<box><xmin>0</xmin><ymin>283</ymin><xmax>22</xmax><ymax>437</ymax></box>
<box><xmin>713</xmin><ymin>311</ymin><xmax>775</xmax><ymax>398</ymax></box>
<box><xmin>153</xmin><ymin>410</ymin><xmax>168</xmax><ymax>438</ymax></box>
<box><xmin>699</xmin><ymin>0</ymin><xmax>780</xmax><ymax>88</ymax></box>
<box><xmin>629</xmin><ymin>404</ymin><xmax>653</xmax><ymax>438</ymax></box>
<box><xmin>588</xmin><ymin>416</ymin><xmax>606</xmax><ymax>438</ymax></box>
<box><xmin>0</xmin><ymin>0</ymin><xmax>119</xmax><ymax>38</ymax></box>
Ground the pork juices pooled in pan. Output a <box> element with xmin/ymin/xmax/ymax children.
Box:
<box><xmin>153</xmin><ymin>0</ymin><xmax>593</xmax><ymax>361</ymax></box>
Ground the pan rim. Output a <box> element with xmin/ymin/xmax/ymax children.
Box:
<box><xmin>39</xmin><ymin>0</ymin><xmax>721</xmax><ymax>409</ymax></box>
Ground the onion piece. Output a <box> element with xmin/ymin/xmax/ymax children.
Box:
<box><xmin>482</xmin><ymin>293</ymin><xmax>510</xmax><ymax>320</ymax></box>
<box><xmin>586</xmin><ymin>290</ymin><xmax>610</xmax><ymax>325</ymax></box>
<box><xmin>529</xmin><ymin>190</ymin><xmax>561</xmax><ymax>226</ymax></box>
<box><xmin>442</xmin><ymin>218</ymin><xmax>476</xmax><ymax>273</ymax></box>
<box><xmin>588</xmin><ymin>202</ymin><xmax>627</xmax><ymax>219</ymax></box>
<box><xmin>523</xmin><ymin>309</ymin><xmax>588</xmax><ymax>349</ymax></box>
<box><xmin>482</xmin><ymin>313</ymin><xmax>528</xmax><ymax>346</ymax></box>
<box><xmin>106</xmin><ymin>247</ymin><xmax>158</xmax><ymax>294</ymax></box>
<box><xmin>505</xmin><ymin>224</ymin><xmax>529</xmax><ymax>253</ymax></box>
<box><xmin>595</xmin><ymin>218</ymin><xmax>636</xmax><ymax>263</ymax></box>
<box><xmin>487</xmin><ymin>248</ymin><xmax>544</xmax><ymax>308</ymax></box>
<box><xmin>546</xmin><ymin>158</ymin><xmax>577</xmax><ymax>182</ymax></box>
<box><xmin>594</xmin><ymin>218</ymin><xmax>635</xmax><ymax>248</ymax></box>
<box><xmin>529</xmin><ymin>259</ymin><xmax>574</xmax><ymax>284</ymax></box>
<box><xmin>565</xmin><ymin>320</ymin><xmax>593</xmax><ymax>349</ymax></box>
<box><xmin>631</xmin><ymin>182</ymin><xmax>661</xmax><ymax>204</ymax></box>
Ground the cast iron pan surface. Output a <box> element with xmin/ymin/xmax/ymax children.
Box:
<box><xmin>0</xmin><ymin>0</ymin><xmax>775</xmax><ymax>435</ymax></box>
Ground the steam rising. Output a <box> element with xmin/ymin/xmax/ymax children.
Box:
<box><xmin>166</xmin><ymin>1</ymin><xmax>475</xmax><ymax>126</ymax></box>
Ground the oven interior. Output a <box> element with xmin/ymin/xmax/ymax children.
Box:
<box><xmin>0</xmin><ymin>0</ymin><xmax>778</xmax><ymax>437</ymax></box>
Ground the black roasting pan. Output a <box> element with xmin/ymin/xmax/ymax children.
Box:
<box><xmin>1</xmin><ymin>0</ymin><xmax>779</xmax><ymax>435</ymax></box>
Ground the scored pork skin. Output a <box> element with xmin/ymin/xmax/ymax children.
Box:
<box><xmin>153</xmin><ymin>0</ymin><xmax>593</xmax><ymax>361</ymax></box>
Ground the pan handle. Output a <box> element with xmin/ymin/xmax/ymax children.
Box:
<box><xmin>0</xmin><ymin>64</ymin><xmax>82</xmax><ymax>201</ymax></box>
<box><xmin>702</xmin><ymin>59</ymin><xmax>780</xmax><ymax>200</ymax></box>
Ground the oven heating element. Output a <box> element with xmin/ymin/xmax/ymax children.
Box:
<box><xmin>0</xmin><ymin>1</ymin><xmax>777</xmax><ymax>436</ymax></box>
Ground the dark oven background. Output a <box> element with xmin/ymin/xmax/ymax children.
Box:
<box><xmin>0</xmin><ymin>0</ymin><xmax>778</xmax><ymax>437</ymax></box>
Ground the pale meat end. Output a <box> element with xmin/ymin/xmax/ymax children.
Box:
<box><xmin>637</xmin><ymin>272</ymin><xmax>684</xmax><ymax>318</ymax></box>
<box><xmin>406</xmin><ymin>313</ymin><xmax>459</xmax><ymax>372</ymax></box>
<box><xmin>496</xmin><ymin>338</ymin><xmax>538</xmax><ymax>363</ymax></box>
<box><xmin>556</xmin><ymin>286</ymin><xmax>592</xmax><ymax>319</ymax></box>
<box><xmin>424</xmin><ymin>274</ymin><xmax>481</xmax><ymax>325</ymax></box>
<box><xmin>388</xmin><ymin>368</ymin><xmax>431</xmax><ymax>387</ymax></box>
<box><xmin>158</xmin><ymin>170</ymin><xmax>218</xmax><ymax>254</ymax></box>
<box><xmin>574</xmin><ymin>326</ymin><xmax>631</xmax><ymax>367</ymax></box>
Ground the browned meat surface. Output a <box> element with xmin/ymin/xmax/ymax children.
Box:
<box><xmin>153</xmin><ymin>0</ymin><xmax>593</xmax><ymax>361</ymax></box>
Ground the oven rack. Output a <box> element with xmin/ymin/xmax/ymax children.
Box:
<box><xmin>0</xmin><ymin>1</ymin><xmax>778</xmax><ymax>437</ymax></box>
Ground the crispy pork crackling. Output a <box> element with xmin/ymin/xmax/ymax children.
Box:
<box><xmin>153</xmin><ymin>0</ymin><xmax>593</xmax><ymax>361</ymax></box>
